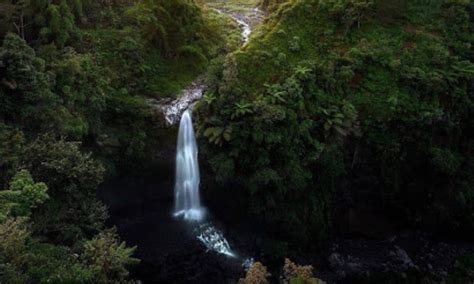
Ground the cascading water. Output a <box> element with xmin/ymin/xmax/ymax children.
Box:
<box><xmin>170</xmin><ymin>5</ymin><xmax>264</xmax><ymax>259</ymax></box>
<box><xmin>196</xmin><ymin>223</ymin><xmax>235</xmax><ymax>257</ymax></box>
<box><xmin>172</xmin><ymin>110</ymin><xmax>236</xmax><ymax>257</ymax></box>
<box><xmin>150</xmin><ymin>7</ymin><xmax>263</xmax><ymax>127</ymax></box>
<box><xmin>173</xmin><ymin>110</ymin><xmax>205</xmax><ymax>221</ymax></box>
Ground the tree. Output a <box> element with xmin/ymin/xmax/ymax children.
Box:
<box><xmin>0</xmin><ymin>33</ymin><xmax>57</xmax><ymax>131</ymax></box>
<box><xmin>197</xmin><ymin>0</ymin><xmax>474</xmax><ymax>250</ymax></box>
<box><xmin>239</xmin><ymin>262</ymin><xmax>269</xmax><ymax>284</ymax></box>
<box><xmin>0</xmin><ymin>170</ymin><xmax>48</xmax><ymax>222</ymax></box>
<box><xmin>0</xmin><ymin>218</ymin><xmax>30</xmax><ymax>283</ymax></box>
<box><xmin>12</xmin><ymin>0</ymin><xmax>27</xmax><ymax>40</ymax></box>
<box><xmin>39</xmin><ymin>1</ymin><xmax>75</xmax><ymax>47</ymax></box>
<box><xmin>282</xmin><ymin>258</ymin><xmax>326</xmax><ymax>284</ymax></box>
<box><xmin>125</xmin><ymin>0</ymin><xmax>215</xmax><ymax>60</ymax></box>
<box><xmin>0</xmin><ymin>219</ymin><xmax>137</xmax><ymax>283</ymax></box>
<box><xmin>0</xmin><ymin>1</ymin><xmax>30</xmax><ymax>40</ymax></box>
<box><xmin>82</xmin><ymin>229</ymin><xmax>139</xmax><ymax>282</ymax></box>
<box><xmin>22</xmin><ymin>135</ymin><xmax>107</xmax><ymax>244</ymax></box>
<box><xmin>0</xmin><ymin>124</ymin><xmax>24</xmax><ymax>186</ymax></box>
<box><xmin>44</xmin><ymin>47</ymin><xmax>107</xmax><ymax>139</ymax></box>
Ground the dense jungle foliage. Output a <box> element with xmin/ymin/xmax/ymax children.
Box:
<box><xmin>197</xmin><ymin>0</ymin><xmax>473</xmax><ymax>256</ymax></box>
<box><xmin>0</xmin><ymin>0</ymin><xmax>239</xmax><ymax>282</ymax></box>
<box><xmin>0</xmin><ymin>0</ymin><xmax>473</xmax><ymax>282</ymax></box>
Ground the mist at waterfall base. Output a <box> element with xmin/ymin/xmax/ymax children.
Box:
<box><xmin>98</xmin><ymin>111</ymin><xmax>262</xmax><ymax>283</ymax></box>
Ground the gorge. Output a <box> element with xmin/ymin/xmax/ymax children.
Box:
<box><xmin>99</xmin><ymin>4</ymin><xmax>264</xmax><ymax>282</ymax></box>
<box><xmin>99</xmin><ymin>1</ymin><xmax>474</xmax><ymax>282</ymax></box>
<box><xmin>0</xmin><ymin>0</ymin><xmax>473</xmax><ymax>283</ymax></box>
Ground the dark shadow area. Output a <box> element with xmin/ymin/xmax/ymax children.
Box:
<box><xmin>98</xmin><ymin>161</ymin><xmax>263</xmax><ymax>283</ymax></box>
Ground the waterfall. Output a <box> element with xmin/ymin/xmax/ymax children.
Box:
<box><xmin>173</xmin><ymin>110</ymin><xmax>204</xmax><ymax>221</ymax></box>
<box><xmin>170</xmin><ymin>4</ymin><xmax>264</xmax><ymax>258</ymax></box>
<box><xmin>172</xmin><ymin>110</ymin><xmax>236</xmax><ymax>257</ymax></box>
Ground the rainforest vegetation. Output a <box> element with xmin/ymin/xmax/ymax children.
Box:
<box><xmin>0</xmin><ymin>0</ymin><xmax>473</xmax><ymax>283</ymax></box>
<box><xmin>199</xmin><ymin>0</ymin><xmax>474</xmax><ymax>248</ymax></box>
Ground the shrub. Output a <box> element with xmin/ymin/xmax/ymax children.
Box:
<box><xmin>283</xmin><ymin>258</ymin><xmax>326</xmax><ymax>284</ymax></box>
<box><xmin>82</xmin><ymin>229</ymin><xmax>139</xmax><ymax>282</ymax></box>
<box><xmin>0</xmin><ymin>170</ymin><xmax>48</xmax><ymax>221</ymax></box>
<box><xmin>239</xmin><ymin>262</ymin><xmax>270</xmax><ymax>284</ymax></box>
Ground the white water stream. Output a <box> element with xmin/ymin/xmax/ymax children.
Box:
<box><xmin>173</xmin><ymin>110</ymin><xmax>236</xmax><ymax>257</ymax></box>
<box><xmin>173</xmin><ymin>110</ymin><xmax>204</xmax><ymax>221</ymax></box>
<box><xmin>170</xmin><ymin>4</ymin><xmax>263</xmax><ymax>259</ymax></box>
<box><xmin>152</xmin><ymin>6</ymin><xmax>263</xmax><ymax>126</ymax></box>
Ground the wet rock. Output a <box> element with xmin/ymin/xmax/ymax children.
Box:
<box><xmin>147</xmin><ymin>98</ymin><xmax>171</xmax><ymax>127</ymax></box>
<box><xmin>346</xmin><ymin>261</ymin><xmax>362</xmax><ymax>274</ymax></box>
<box><xmin>328</xmin><ymin>252</ymin><xmax>344</xmax><ymax>269</ymax></box>
<box><xmin>147</xmin><ymin>78</ymin><xmax>206</xmax><ymax>127</ymax></box>
<box><xmin>147</xmin><ymin>6</ymin><xmax>264</xmax><ymax>128</ymax></box>
<box><xmin>390</xmin><ymin>246</ymin><xmax>415</xmax><ymax>269</ymax></box>
<box><xmin>336</xmin><ymin>270</ymin><xmax>346</xmax><ymax>278</ymax></box>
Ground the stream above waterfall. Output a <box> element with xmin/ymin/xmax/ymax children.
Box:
<box><xmin>148</xmin><ymin>5</ymin><xmax>264</xmax><ymax>126</ymax></box>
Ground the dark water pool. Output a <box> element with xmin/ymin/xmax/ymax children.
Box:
<box><xmin>98</xmin><ymin>171</ymin><xmax>261</xmax><ymax>283</ymax></box>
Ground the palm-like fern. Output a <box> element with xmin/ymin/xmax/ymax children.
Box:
<box><xmin>231</xmin><ymin>101</ymin><xmax>254</xmax><ymax>119</ymax></box>
<box><xmin>203</xmin><ymin>126</ymin><xmax>233</xmax><ymax>145</ymax></box>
